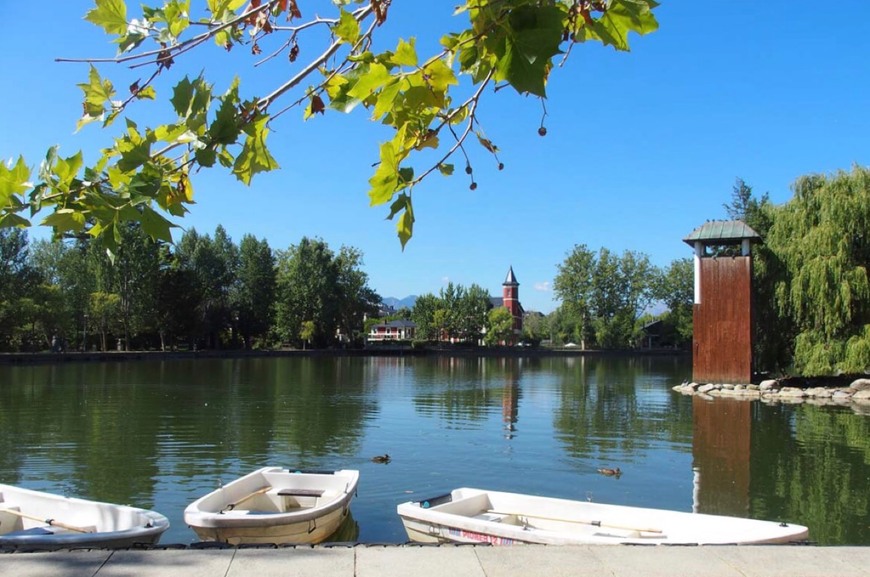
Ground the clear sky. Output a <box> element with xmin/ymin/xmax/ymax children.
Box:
<box><xmin>2</xmin><ymin>2</ymin><xmax>869</xmax><ymax>314</ymax></box>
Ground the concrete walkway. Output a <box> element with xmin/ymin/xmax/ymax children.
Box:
<box><xmin>3</xmin><ymin>545</ymin><xmax>870</xmax><ymax>577</ymax></box>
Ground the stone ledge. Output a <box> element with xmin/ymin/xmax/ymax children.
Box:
<box><xmin>672</xmin><ymin>377</ymin><xmax>870</xmax><ymax>416</ymax></box>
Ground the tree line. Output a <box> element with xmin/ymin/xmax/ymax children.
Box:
<box><xmin>0</xmin><ymin>220</ymin><xmax>692</xmax><ymax>353</ymax></box>
<box><xmin>370</xmin><ymin>259</ymin><xmax>693</xmax><ymax>351</ymax></box>
<box><xmin>3</xmin><ymin>164</ymin><xmax>867</xmax><ymax>377</ymax></box>
<box><xmin>0</xmin><ymin>226</ymin><xmax>380</xmax><ymax>352</ymax></box>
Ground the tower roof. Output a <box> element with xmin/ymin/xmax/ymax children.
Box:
<box><xmin>683</xmin><ymin>220</ymin><xmax>761</xmax><ymax>247</ymax></box>
<box><xmin>503</xmin><ymin>266</ymin><xmax>519</xmax><ymax>286</ymax></box>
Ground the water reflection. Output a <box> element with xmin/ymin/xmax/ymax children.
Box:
<box><xmin>0</xmin><ymin>355</ymin><xmax>868</xmax><ymax>545</ymax></box>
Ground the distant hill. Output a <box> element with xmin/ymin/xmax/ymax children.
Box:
<box><xmin>382</xmin><ymin>295</ymin><xmax>417</xmax><ymax>310</ymax></box>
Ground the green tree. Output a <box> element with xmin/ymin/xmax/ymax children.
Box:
<box><xmin>89</xmin><ymin>291</ymin><xmax>122</xmax><ymax>351</ymax></box>
<box><xmin>274</xmin><ymin>237</ymin><xmax>342</xmax><ymax>347</ymax></box>
<box><xmin>765</xmin><ymin>166</ymin><xmax>870</xmax><ymax>375</ymax></box>
<box><xmin>300</xmin><ymin>320</ymin><xmax>315</xmax><ymax>351</ymax></box>
<box><xmin>522</xmin><ymin>311</ymin><xmax>549</xmax><ymax>346</ymax></box>
<box><xmin>0</xmin><ymin>1</ymin><xmax>658</xmax><ymax>250</ymax></box>
<box><xmin>154</xmin><ymin>247</ymin><xmax>200</xmax><ymax>350</ymax></box>
<box><xmin>653</xmin><ymin>258</ymin><xmax>693</xmax><ymax>347</ymax></box>
<box><xmin>555</xmin><ymin>245</ymin><xmax>657</xmax><ymax>348</ymax></box>
<box><xmin>234</xmin><ymin>234</ymin><xmax>276</xmax><ymax>348</ymax></box>
<box><xmin>457</xmin><ymin>284</ymin><xmax>491</xmax><ymax>344</ymax></box>
<box><xmin>0</xmin><ymin>229</ymin><xmax>40</xmax><ymax>350</ymax></box>
<box><xmin>410</xmin><ymin>293</ymin><xmax>442</xmax><ymax>342</ymax></box>
<box><xmin>553</xmin><ymin>244</ymin><xmax>595</xmax><ymax>348</ymax></box>
<box><xmin>30</xmin><ymin>238</ymin><xmax>94</xmax><ymax>350</ymax></box>
<box><xmin>485</xmin><ymin>306</ymin><xmax>514</xmax><ymax>346</ymax></box>
<box><xmin>334</xmin><ymin>246</ymin><xmax>381</xmax><ymax>346</ymax></box>
<box><xmin>175</xmin><ymin>226</ymin><xmax>238</xmax><ymax>348</ymax></box>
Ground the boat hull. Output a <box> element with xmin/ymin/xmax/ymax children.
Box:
<box><xmin>397</xmin><ymin>488</ymin><xmax>809</xmax><ymax>546</ymax></box>
<box><xmin>0</xmin><ymin>484</ymin><xmax>169</xmax><ymax>551</ymax></box>
<box><xmin>184</xmin><ymin>467</ymin><xmax>359</xmax><ymax>545</ymax></box>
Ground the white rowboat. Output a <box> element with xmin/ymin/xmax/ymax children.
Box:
<box><xmin>397</xmin><ymin>488</ymin><xmax>809</xmax><ymax>545</ymax></box>
<box><xmin>0</xmin><ymin>484</ymin><xmax>169</xmax><ymax>550</ymax></box>
<box><xmin>184</xmin><ymin>467</ymin><xmax>359</xmax><ymax>545</ymax></box>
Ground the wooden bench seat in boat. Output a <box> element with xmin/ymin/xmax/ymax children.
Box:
<box><xmin>276</xmin><ymin>489</ymin><xmax>324</xmax><ymax>498</ymax></box>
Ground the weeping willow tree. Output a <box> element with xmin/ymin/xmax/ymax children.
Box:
<box><xmin>765</xmin><ymin>166</ymin><xmax>870</xmax><ymax>376</ymax></box>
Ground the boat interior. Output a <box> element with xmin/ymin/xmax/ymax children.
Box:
<box><xmin>220</xmin><ymin>487</ymin><xmax>327</xmax><ymax>515</ymax></box>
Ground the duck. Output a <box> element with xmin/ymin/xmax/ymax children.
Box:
<box><xmin>371</xmin><ymin>454</ymin><xmax>391</xmax><ymax>464</ymax></box>
<box><xmin>597</xmin><ymin>467</ymin><xmax>621</xmax><ymax>477</ymax></box>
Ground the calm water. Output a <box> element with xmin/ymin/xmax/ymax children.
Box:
<box><xmin>0</xmin><ymin>355</ymin><xmax>867</xmax><ymax>545</ymax></box>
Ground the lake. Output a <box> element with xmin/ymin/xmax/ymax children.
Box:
<box><xmin>0</xmin><ymin>354</ymin><xmax>867</xmax><ymax>545</ymax></box>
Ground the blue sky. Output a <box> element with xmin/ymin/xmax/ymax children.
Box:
<box><xmin>2</xmin><ymin>2</ymin><xmax>869</xmax><ymax>313</ymax></box>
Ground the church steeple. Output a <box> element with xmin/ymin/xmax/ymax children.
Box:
<box><xmin>502</xmin><ymin>266</ymin><xmax>522</xmax><ymax>344</ymax></box>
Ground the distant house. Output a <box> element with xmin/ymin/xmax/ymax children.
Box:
<box><xmin>368</xmin><ymin>319</ymin><xmax>416</xmax><ymax>342</ymax></box>
<box><xmin>640</xmin><ymin>319</ymin><xmax>664</xmax><ymax>349</ymax></box>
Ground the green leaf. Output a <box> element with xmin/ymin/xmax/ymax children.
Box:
<box><xmin>498</xmin><ymin>5</ymin><xmax>564</xmax><ymax>96</ymax></box>
<box><xmin>52</xmin><ymin>151</ymin><xmax>84</xmax><ymax>191</ymax></box>
<box><xmin>134</xmin><ymin>85</ymin><xmax>157</xmax><ymax>100</ymax></box>
<box><xmin>0</xmin><ymin>156</ymin><xmax>32</xmax><ymax>206</ymax></box>
<box><xmin>595</xmin><ymin>0</ymin><xmax>659</xmax><ymax>51</ymax></box>
<box><xmin>85</xmin><ymin>0</ymin><xmax>128</xmax><ymax>35</ymax></box>
<box><xmin>422</xmin><ymin>59</ymin><xmax>458</xmax><ymax>93</ymax></box>
<box><xmin>208</xmin><ymin>78</ymin><xmax>241</xmax><ymax>145</ymax></box>
<box><xmin>438</xmin><ymin>163</ymin><xmax>454</xmax><ymax>176</ymax></box>
<box><xmin>372</xmin><ymin>80</ymin><xmax>401</xmax><ymax>120</ymax></box>
<box><xmin>76</xmin><ymin>65</ymin><xmax>115</xmax><ymax>131</ymax></box>
<box><xmin>368</xmin><ymin>141</ymin><xmax>402</xmax><ymax>206</ymax></box>
<box><xmin>386</xmin><ymin>193</ymin><xmax>414</xmax><ymax>249</ymax></box>
<box><xmin>41</xmin><ymin>209</ymin><xmax>87</xmax><ymax>233</ymax></box>
<box><xmin>348</xmin><ymin>63</ymin><xmax>393</xmax><ymax>101</ymax></box>
<box><xmin>165</xmin><ymin>0</ymin><xmax>191</xmax><ymax>39</ymax></box>
<box><xmin>393</xmin><ymin>38</ymin><xmax>418</xmax><ymax>67</ymax></box>
<box><xmin>195</xmin><ymin>147</ymin><xmax>217</xmax><ymax>168</ymax></box>
<box><xmin>232</xmin><ymin>115</ymin><xmax>280</xmax><ymax>185</ymax></box>
<box><xmin>334</xmin><ymin>8</ymin><xmax>360</xmax><ymax>44</ymax></box>
<box><xmin>0</xmin><ymin>213</ymin><xmax>31</xmax><ymax>229</ymax></box>
<box><xmin>116</xmin><ymin>120</ymin><xmax>153</xmax><ymax>172</ymax></box>
<box><xmin>171</xmin><ymin>77</ymin><xmax>195</xmax><ymax>117</ymax></box>
<box><xmin>139</xmin><ymin>204</ymin><xmax>175</xmax><ymax>242</ymax></box>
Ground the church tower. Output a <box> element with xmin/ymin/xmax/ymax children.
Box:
<box><xmin>502</xmin><ymin>266</ymin><xmax>522</xmax><ymax>343</ymax></box>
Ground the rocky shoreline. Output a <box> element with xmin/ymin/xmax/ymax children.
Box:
<box><xmin>673</xmin><ymin>377</ymin><xmax>870</xmax><ymax>415</ymax></box>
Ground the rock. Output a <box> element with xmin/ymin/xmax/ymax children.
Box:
<box><xmin>848</xmin><ymin>378</ymin><xmax>870</xmax><ymax>392</ymax></box>
<box><xmin>832</xmin><ymin>390</ymin><xmax>853</xmax><ymax>399</ymax></box>
<box><xmin>778</xmin><ymin>387</ymin><xmax>806</xmax><ymax>398</ymax></box>
<box><xmin>805</xmin><ymin>387</ymin><xmax>832</xmax><ymax>398</ymax></box>
<box><xmin>853</xmin><ymin>389</ymin><xmax>870</xmax><ymax>400</ymax></box>
<box><xmin>759</xmin><ymin>379</ymin><xmax>779</xmax><ymax>391</ymax></box>
<box><xmin>698</xmin><ymin>384</ymin><xmax>718</xmax><ymax>394</ymax></box>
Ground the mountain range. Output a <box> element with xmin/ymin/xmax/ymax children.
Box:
<box><xmin>381</xmin><ymin>296</ymin><xmax>418</xmax><ymax>310</ymax></box>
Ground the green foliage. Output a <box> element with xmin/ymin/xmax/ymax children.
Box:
<box><xmin>765</xmin><ymin>166</ymin><xmax>870</xmax><ymax>376</ymax></box>
<box><xmin>554</xmin><ymin>244</ymin><xmax>659</xmax><ymax>349</ymax></box>
<box><xmin>1</xmin><ymin>0</ymin><xmax>659</xmax><ymax>252</ymax></box>
<box><xmin>233</xmin><ymin>234</ymin><xmax>277</xmax><ymax>348</ymax></box>
<box><xmin>653</xmin><ymin>258</ymin><xmax>693</xmax><ymax>347</ymax></box>
<box><xmin>485</xmin><ymin>306</ymin><xmax>514</xmax><ymax>346</ymax></box>
<box><xmin>273</xmin><ymin>237</ymin><xmax>379</xmax><ymax>348</ymax></box>
<box><xmin>410</xmin><ymin>293</ymin><xmax>442</xmax><ymax>342</ymax></box>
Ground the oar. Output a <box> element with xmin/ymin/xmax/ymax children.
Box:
<box><xmin>489</xmin><ymin>510</ymin><xmax>663</xmax><ymax>535</ymax></box>
<box><xmin>0</xmin><ymin>508</ymin><xmax>93</xmax><ymax>533</ymax></box>
<box><xmin>221</xmin><ymin>486</ymin><xmax>271</xmax><ymax>512</ymax></box>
